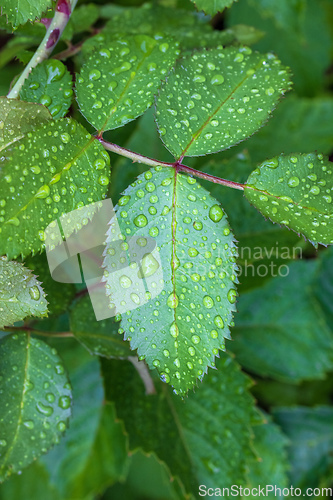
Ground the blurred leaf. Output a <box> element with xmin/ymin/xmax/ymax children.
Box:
<box><xmin>249</xmin><ymin>0</ymin><xmax>306</xmax><ymax>31</ymax></box>
<box><xmin>20</xmin><ymin>60</ymin><xmax>73</xmax><ymax>119</ymax></box>
<box><xmin>103</xmin><ymin>355</ymin><xmax>258</xmax><ymax>498</ymax></box>
<box><xmin>191</xmin><ymin>0</ymin><xmax>236</xmax><ymax>16</ymax></box>
<box><xmin>62</xmin><ymin>3</ymin><xmax>100</xmax><ymax>40</ymax></box>
<box><xmin>244</xmin><ymin>153</ymin><xmax>333</xmax><ymax>245</ymax></box>
<box><xmin>0</xmin><ymin>334</ymin><xmax>72</xmax><ymax>482</ymax></box>
<box><xmin>156</xmin><ymin>46</ymin><xmax>291</xmax><ymax>158</ymax></box>
<box><xmin>0</xmin><ymin>462</ymin><xmax>60</xmax><ymax>500</ymax></box>
<box><xmin>0</xmin><ymin>257</ymin><xmax>48</xmax><ymax>328</ymax></box>
<box><xmin>76</xmin><ymin>34</ymin><xmax>180</xmax><ymax>132</ymax></box>
<box><xmin>229</xmin><ymin>256</ymin><xmax>333</xmax><ymax>382</ymax></box>
<box><xmin>70</xmin><ymin>294</ymin><xmax>132</xmax><ymax>358</ymax></box>
<box><xmin>273</xmin><ymin>406</ymin><xmax>333</xmax><ymax>488</ymax></box>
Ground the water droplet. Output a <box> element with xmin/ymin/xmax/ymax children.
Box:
<box><xmin>46</xmin><ymin>392</ymin><xmax>55</xmax><ymax>403</ymax></box>
<box><xmin>7</xmin><ymin>217</ymin><xmax>20</xmax><ymax>226</ymax></box>
<box><xmin>170</xmin><ymin>322</ymin><xmax>179</xmax><ymax>338</ymax></box>
<box><xmin>29</xmin><ymin>286</ymin><xmax>40</xmax><ymax>301</ymax></box>
<box><xmin>40</xmin><ymin>95</ymin><xmax>52</xmax><ymax>106</ymax></box>
<box><xmin>159</xmin><ymin>43</ymin><xmax>169</xmax><ymax>53</ymax></box>
<box><xmin>55</xmin><ymin>364</ymin><xmax>65</xmax><ymax>375</ymax></box>
<box><xmin>309</xmin><ymin>186</ymin><xmax>320</xmax><ymax>195</ymax></box>
<box><xmin>60</xmin><ymin>133</ymin><xmax>70</xmax><ymax>144</ymax></box>
<box><xmin>167</xmin><ymin>292</ymin><xmax>179</xmax><ymax>309</ymax></box>
<box><xmin>193</xmin><ymin>221</ymin><xmax>203</xmax><ymax>231</ymax></box>
<box><xmin>211</xmin><ymin>74</ymin><xmax>224</xmax><ymax>86</ymax></box>
<box><xmin>203</xmin><ymin>296</ymin><xmax>214</xmax><ymax>309</ymax></box>
<box><xmin>98</xmin><ymin>175</ymin><xmax>109</xmax><ymax>186</ymax></box>
<box><xmin>188</xmin><ymin>346</ymin><xmax>195</xmax><ymax>356</ymax></box>
<box><xmin>36</xmin><ymin>402</ymin><xmax>54</xmax><ymax>416</ymax></box>
<box><xmin>288</xmin><ymin>176</ymin><xmax>300</xmax><ymax>188</ymax></box>
<box><xmin>153</xmin><ymin>359</ymin><xmax>160</xmax><ymax>367</ymax></box>
<box><xmin>163</xmin><ymin>349</ymin><xmax>170</xmax><ymax>357</ymax></box>
<box><xmin>0</xmin><ymin>439</ymin><xmax>7</xmax><ymax>447</ymax></box>
<box><xmin>209</xmin><ymin>205</ymin><xmax>223</xmax><ymax>222</ymax></box>
<box><xmin>188</xmin><ymin>247</ymin><xmax>198</xmax><ymax>257</ymax></box>
<box><xmin>193</xmin><ymin>75</ymin><xmax>206</xmax><ymax>83</ymax></box>
<box><xmin>119</xmin><ymin>275</ymin><xmax>132</xmax><ymax>288</ymax></box>
<box><xmin>192</xmin><ymin>335</ymin><xmax>201</xmax><ymax>344</ymax></box>
<box><xmin>23</xmin><ymin>420</ymin><xmax>34</xmax><ymax>430</ymax></box>
<box><xmin>89</xmin><ymin>69</ymin><xmax>101</xmax><ymax>80</ymax></box>
<box><xmin>58</xmin><ymin>395</ymin><xmax>71</xmax><ymax>410</ymax></box>
<box><xmin>234</xmin><ymin>53</ymin><xmax>244</xmax><ymax>62</ymax></box>
<box><xmin>149</xmin><ymin>226</ymin><xmax>159</xmax><ymax>237</ymax></box>
<box><xmin>134</xmin><ymin>214</ymin><xmax>148</xmax><ymax>227</ymax></box>
<box><xmin>138</xmin><ymin>253</ymin><xmax>159</xmax><ymax>278</ymax></box>
<box><xmin>160</xmin><ymin>372</ymin><xmax>170</xmax><ymax>383</ymax></box>
<box><xmin>131</xmin><ymin>293</ymin><xmax>140</xmax><ymax>305</ymax></box>
<box><xmin>57</xmin><ymin>421</ymin><xmax>66</xmax><ymax>432</ymax></box>
<box><xmin>265</xmin><ymin>87</ymin><xmax>275</xmax><ymax>96</ymax></box>
<box><xmin>214</xmin><ymin>315</ymin><xmax>224</xmax><ymax>328</ymax></box>
<box><xmin>210</xmin><ymin>330</ymin><xmax>218</xmax><ymax>339</ymax></box>
<box><xmin>227</xmin><ymin>289</ymin><xmax>237</xmax><ymax>304</ymax></box>
<box><xmin>119</xmin><ymin>195</ymin><xmax>130</xmax><ymax>206</ymax></box>
<box><xmin>35</xmin><ymin>185</ymin><xmax>50</xmax><ymax>199</ymax></box>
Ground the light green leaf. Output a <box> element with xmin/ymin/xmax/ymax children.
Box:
<box><xmin>229</xmin><ymin>258</ymin><xmax>333</xmax><ymax>382</ymax></box>
<box><xmin>0</xmin><ymin>118</ymin><xmax>111</xmax><ymax>259</ymax></box>
<box><xmin>273</xmin><ymin>406</ymin><xmax>333</xmax><ymax>488</ymax></box>
<box><xmin>156</xmin><ymin>46</ymin><xmax>291</xmax><ymax>159</ymax></box>
<box><xmin>191</xmin><ymin>0</ymin><xmax>236</xmax><ymax>16</ymax></box>
<box><xmin>0</xmin><ymin>257</ymin><xmax>48</xmax><ymax>328</ymax></box>
<box><xmin>0</xmin><ymin>97</ymin><xmax>51</xmax><ymax>152</ymax></box>
<box><xmin>103</xmin><ymin>355</ymin><xmax>257</xmax><ymax>497</ymax></box>
<box><xmin>0</xmin><ymin>0</ymin><xmax>53</xmax><ymax>28</ymax></box>
<box><xmin>20</xmin><ymin>60</ymin><xmax>73</xmax><ymax>119</ymax></box>
<box><xmin>70</xmin><ymin>295</ymin><xmax>132</xmax><ymax>359</ymax></box>
<box><xmin>244</xmin><ymin>153</ymin><xmax>333</xmax><ymax>245</ymax></box>
<box><xmin>103</xmin><ymin>166</ymin><xmax>238</xmax><ymax>396</ymax></box>
<box><xmin>76</xmin><ymin>34</ymin><xmax>180</xmax><ymax>133</ymax></box>
<box><xmin>0</xmin><ymin>333</ymin><xmax>72</xmax><ymax>482</ymax></box>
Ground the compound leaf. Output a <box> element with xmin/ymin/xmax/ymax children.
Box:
<box><xmin>104</xmin><ymin>355</ymin><xmax>256</xmax><ymax>497</ymax></box>
<box><xmin>76</xmin><ymin>35</ymin><xmax>180</xmax><ymax>133</ymax></box>
<box><xmin>0</xmin><ymin>0</ymin><xmax>53</xmax><ymax>28</ymax></box>
<box><xmin>103</xmin><ymin>167</ymin><xmax>238</xmax><ymax>396</ymax></box>
<box><xmin>156</xmin><ymin>46</ymin><xmax>291</xmax><ymax>159</ymax></box>
<box><xmin>0</xmin><ymin>257</ymin><xmax>48</xmax><ymax>328</ymax></box>
<box><xmin>20</xmin><ymin>60</ymin><xmax>73</xmax><ymax>119</ymax></box>
<box><xmin>191</xmin><ymin>0</ymin><xmax>236</xmax><ymax>16</ymax></box>
<box><xmin>244</xmin><ymin>153</ymin><xmax>333</xmax><ymax>245</ymax></box>
<box><xmin>70</xmin><ymin>295</ymin><xmax>132</xmax><ymax>359</ymax></box>
<box><xmin>0</xmin><ymin>118</ymin><xmax>111</xmax><ymax>259</ymax></box>
<box><xmin>0</xmin><ymin>333</ymin><xmax>72</xmax><ymax>482</ymax></box>
<box><xmin>0</xmin><ymin>97</ymin><xmax>51</xmax><ymax>152</ymax></box>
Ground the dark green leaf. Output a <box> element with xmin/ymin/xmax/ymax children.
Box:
<box><xmin>229</xmin><ymin>257</ymin><xmax>333</xmax><ymax>382</ymax></box>
<box><xmin>70</xmin><ymin>295</ymin><xmax>132</xmax><ymax>358</ymax></box>
<box><xmin>0</xmin><ymin>118</ymin><xmax>111</xmax><ymax>259</ymax></box>
<box><xmin>156</xmin><ymin>46</ymin><xmax>291</xmax><ymax>158</ymax></box>
<box><xmin>273</xmin><ymin>406</ymin><xmax>333</xmax><ymax>488</ymax></box>
<box><xmin>0</xmin><ymin>334</ymin><xmax>72</xmax><ymax>482</ymax></box>
<box><xmin>103</xmin><ymin>355</ymin><xmax>257</xmax><ymax>497</ymax></box>
<box><xmin>103</xmin><ymin>167</ymin><xmax>238</xmax><ymax>396</ymax></box>
<box><xmin>249</xmin><ymin>0</ymin><xmax>306</xmax><ymax>31</ymax></box>
<box><xmin>20</xmin><ymin>60</ymin><xmax>73</xmax><ymax>119</ymax></box>
<box><xmin>76</xmin><ymin>34</ymin><xmax>180</xmax><ymax>132</ymax></box>
<box><xmin>191</xmin><ymin>0</ymin><xmax>236</xmax><ymax>15</ymax></box>
<box><xmin>0</xmin><ymin>257</ymin><xmax>48</xmax><ymax>328</ymax></box>
<box><xmin>0</xmin><ymin>0</ymin><xmax>53</xmax><ymax>28</ymax></box>
<box><xmin>244</xmin><ymin>153</ymin><xmax>333</xmax><ymax>245</ymax></box>
<box><xmin>62</xmin><ymin>3</ymin><xmax>100</xmax><ymax>41</ymax></box>
<box><xmin>0</xmin><ymin>462</ymin><xmax>60</xmax><ymax>500</ymax></box>
<box><xmin>0</xmin><ymin>97</ymin><xmax>51</xmax><ymax>152</ymax></box>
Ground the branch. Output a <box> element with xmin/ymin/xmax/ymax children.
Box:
<box><xmin>98</xmin><ymin>138</ymin><xmax>245</xmax><ymax>191</ymax></box>
<box><xmin>7</xmin><ymin>0</ymin><xmax>79</xmax><ymax>99</ymax></box>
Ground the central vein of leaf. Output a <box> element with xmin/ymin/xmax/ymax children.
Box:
<box><xmin>171</xmin><ymin>168</ymin><xmax>179</xmax><ymax>353</ymax></box>
<box><xmin>181</xmin><ymin>58</ymin><xmax>267</xmax><ymax>157</ymax></box>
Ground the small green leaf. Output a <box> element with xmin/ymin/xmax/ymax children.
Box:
<box><xmin>0</xmin><ymin>257</ymin><xmax>48</xmax><ymax>328</ymax></box>
<box><xmin>103</xmin><ymin>167</ymin><xmax>238</xmax><ymax>396</ymax></box>
<box><xmin>104</xmin><ymin>355</ymin><xmax>256</xmax><ymax>496</ymax></box>
<box><xmin>0</xmin><ymin>118</ymin><xmax>111</xmax><ymax>259</ymax></box>
<box><xmin>273</xmin><ymin>406</ymin><xmax>333</xmax><ymax>488</ymax></box>
<box><xmin>244</xmin><ymin>153</ymin><xmax>333</xmax><ymax>245</ymax></box>
<box><xmin>20</xmin><ymin>60</ymin><xmax>73</xmax><ymax>119</ymax></box>
<box><xmin>76</xmin><ymin>34</ymin><xmax>180</xmax><ymax>132</ymax></box>
<box><xmin>70</xmin><ymin>295</ymin><xmax>132</xmax><ymax>359</ymax></box>
<box><xmin>0</xmin><ymin>97</ymin><xmax>51</xmax><ymax>152</ymax></box>
<box><xmin>156</xmin><ymin>46</ymin><xmax>291</xmax><ymax>158</ymax></box>
<box><xmin>191</xmin><ymin>0</ymin><xmax>236</xmax><ymax>16</ymax></box>
<box><xmin>0</xmin><ymin>334</ymin><xmax>72</xmax><ymax>482</ymax></box>
<box><xmin>0</xmin><ymin>0</ymin><xmax>53</xmax><ymax>28</ymax></box>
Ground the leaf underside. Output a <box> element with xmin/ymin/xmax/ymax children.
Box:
<box><xmin>76</xmin><ymin>34</ymin><xmax>180</xmax><ymax>132</ymax></box>
<box><xmin>0</xmin><ymin>118</ymin><xmax>110</xmax><ymax>259</ymax></box>
<box><xmin>155</xmin><ymin>45</ymin><xmax>291</xmax><ymax>159</ymax></box>
<box><xmin>0</xmin><ymin>257</ymin><xmax>48</xmax><ymax>328</ymax></box>
<box><xmin>20</xmin><ymin>60</ymin><xmax>73</xmax><ymax>119</ymax></box>
<box><xmin>0</xmin><ymin>334</ymin><xmax>71</xmax><ymax>482</ymax></box>
<box><xmin>103</xmin><ymin>166</ymin><xmax>238</xmax><ymax>396</ymax></box>
<box><xmin>244</xmin><ymin>153</ymin><xmax>333</xmax><ymax>245</ymax></box>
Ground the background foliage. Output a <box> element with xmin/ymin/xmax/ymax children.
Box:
<box><xmin>0</xmin><ymin>0</ymin><xmax>333</xmax><ymax>498</ymax></box>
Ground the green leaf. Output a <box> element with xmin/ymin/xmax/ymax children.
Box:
<box><xmin>20</xmin><ymin>60</ymin><xmax>73</xmax><ymax>119</ymax></box>
<box><xmin>0</xmin><ymin>333</ymin><xmax>72</xmax><ymax>482</ymax></box>
<box><xmin>0</xmin><ymin>462</ymin><xmax>60</xmax><ymax>500</ymax></box>
<box><xmin>0</xmin><ymin>118</ymin><xmax>111</xmax><ymax>259</ymax></box>
<box><xmin>273</xmin><ymin>406</ymin><xmax>333</xmax><ymax>488</ymax></box>
<box><xmin>191</xmin><ymin>0</ymin><xmax>236</xmax><ymax>16</ymax></box>
<box><xmin>0</xmin><ymin>257</ymin><xmax>48</xmax><ymax>328</ymax></box>
<box><xmin>249</xmin><ymin>0</ymin><xmax>306</xmax><ymax>32</ymax></box>
<box><xmin>229</xmin><ymin>258</ymin><xmax>333</xmax><ymax>382</ymax></box>
<box><xmin>244</xmin><ymin>153</ymin><xmax>333</xmax><ymax>245</ymax></box>
<box><xmin>0</xmin><ymin>97</ymin><xmax>51</xmax><ymax>152</ymax></box>
<box><xmin>62</xmin><ymin>3</ymin><xmax>100</xmax><ymax>41</ymax></box>
<box><xmin>104</xmin><ymin>355</ymin><xmax>257</xmax><ymax>497</ymax></box>
<box><xmin>70</xmin><ymin>295</ymin><xmax>132</xmax><ymax>359</ymax></box>
<box><xmin>76</xmin><ymin>34</ymin><xmax>180</xmax><ymax>133</ymax></box>
<box><xmin>0</xmin><ymin>0</ymin><xmax>53</xmax><ymax>28</ymax></box>
<box><xmin>103</xmin><ymin>166</ymin><xmax>238</xmax><ymax>396</ymax></box>
<box><xmin>156</xmin><ymin>46</ymin><xmax>291</xmax><ymax>159</ymax></box>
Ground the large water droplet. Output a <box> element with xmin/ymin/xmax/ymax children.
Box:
<box><xmin>134</xmin><ymin>214</ymin><xmax>148</xmax><ymax>227</ymax></box>
<box><xmin>35</xmin><ymin>185</ymin><xmax>50</xmax><ymax>199</ymax></box>
<box><xmin>36</xmin><ymin>401</ymin><xmax>54</xmax><ymax>416</ymax></box>
<box><xmin>167</xmin><ymin>292</ymin><xmax>179</xmax><ymax>309</ymax></box>
<box><xmin>138</xmin><ymin>253</ymin><xmax>159</xmax><ymax>278</ymax></box>
<box><xmin>209</xmin><ymin>205</ymin><xmax>223</xmax><ymax>223</ymax></box>
<box><xmin>29</xmin><ymin>286</ymin><xmax>40</xmax><ymax>301</ymax></box>
<box><xmin>227</xmin><ymin>289</ymin><xmax>237</xmax><ymax>304</ymax></box>
<box><xmin>58</xmin><ymin>395</ymin><xmax>71</xmax><ymax>410</ymax></box>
